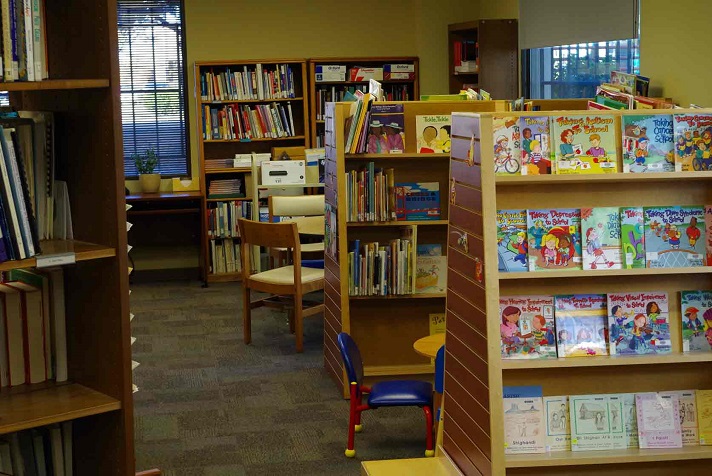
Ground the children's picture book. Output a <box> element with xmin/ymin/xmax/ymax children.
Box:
<box><xmin>606</xmin><ymin>291</ymin><xmax>671</xmax><ymax>355</ymax></box>
<box><xmin>636</xmin><ymin>392</ymin><xmax>683</xmax><ymax>449</ymax></box>
<box><xmin>644</xmin><ymin>206</ymin><xmax>705</xmax><ymax>268</ymax></box>
<box><xmin>415</xmin><ymin>255</ymin><xmax>447</xmax><ymax>294</ymax></box>
<box><xmin>680</xmin><ymin>290</ymin><xmax>712</xmax><ymax>353</ymax></box>
<box><xmin>552</xmin><ymin>114</ymin><xmax>619</xmax><ymax>174</ymax></box>
<box><xmin>526</xmin><ymin>209</ymin><xmax>582</xmax><ymax>272</ymax></box>
<box><xmin>503</xmin><ymin>397</ymin><xmax>546</xmax><ymax>454</ymax></box>
<box><xmin>569</xmin><ymin>394</ymin><xmax>613</xmax><ymax>451</ymax></box>
<box><xmin>621</xmin><ymin>114</ymin><xmax>674</xmax><ymax>173</ymax></box>
<box><xmin>543</xmin><ymin>396</ymin><xmax>571</xmax><ymax>452</ymax></box>
<box><xmin>621</xmin><ymin>393</ymin><xmax>639</xmax><ymax>448</ymax></box>
<box><xmin>608</xmin><ymin>394</ymin><xmax>626</xmax><ymax>449</ymax></box>
<box><xmin>492</xmin><ymin>115</ymin><xmax>522</xmax><ymax>175</ymax></box>
<box><xmin>555</xmin><ymin>294</ymin><xmax>608</xmax><ymax>357</ymax></box>
<box><xmin>395</xmin><ymin>182</ymin><xmax>440</xmax><ymax>221</ymax></box>
<box><xmin>672</xmin><ymin>113</ymin><xmax>712</xmax><ymax>171</ymax></box>
<box><xmin>429</xmin><ymin>313</ymin><xmax>446</xmax><ymax>335</ymax></box>
<box><xmin>697</xmin><ymin>389</ymin><xmax>712</xmax><ymax>445</ymax></box>
<box><xmin>661</xmin><ymin>390</ymin><xmax>698</xmax><ymax>446</ymax></box>
<box><xmin>499</xmin><ymin>296</ymin><xmax>556</xmax><ymax>359</ymax></box>
<box><xmin>417</xmin><ymin>244</ymin><xmax>442</xmax><ymax>256</ymax></box>
<box><xmin>415</xmin><ymin>115</ymin><xmax>451</xmax><ymax>154</ymax></box>
<box><xmin>367</xmin><ymin>104</ymin><xmax>405</xmax><ymax>154</ymax></box>
<box><xmin>620</xmin><ymin>207</ymin><xmax>645</xmax><ymax>269</ymax></box>
<box><xmin>503</xmin><ymin>386</ymin><xmax>543</xmax><ymax>398</ymax></box>
<box><xmin>706</xmin><ymin>205</ymin><xmax>712</xmax><ymax>266</ymax></box>
<box><xmin>581</xmin><ymin>207</ymin><xmax>622</xmax><ymax>270</ymax></box>
<box><xmin>520</xmin><ymin>116</ymin><xmax>552</xmax><ymax>175</ymax></box>
<box><xmin>497</xmin><ymin>209</ymin><xmax>528</xmax><ymax>273</ymax></box>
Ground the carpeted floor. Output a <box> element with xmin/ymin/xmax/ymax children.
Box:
<box><xmin>131</xmin><ymin>280</ymin><xmax>427</xmax><ymax>476</ymax></box>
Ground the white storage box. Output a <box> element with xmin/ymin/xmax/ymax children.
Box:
<box><xmin>315</xmin><ymin>65</ymin><xmax>346</xmax><ymax>82</ymax></box>
<box><xmin>261</xmin><ymin>160</ymin><xmax>306</xmax><ymax>185</ymax></box>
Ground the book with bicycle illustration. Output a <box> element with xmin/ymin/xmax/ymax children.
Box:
<box><xmin>492</xmin><ymin>115</ymin><xmax>522</xmax><ymax>175</ymax></box>
<box><xmin>643</xmin><ymin>206</ymin><xmax>705</xmax><ymax>268</ymax></box>
<box><xmin>551</xmin><ymin>114</ymin><xmax>619</xmax><ymax>174</ymax></box>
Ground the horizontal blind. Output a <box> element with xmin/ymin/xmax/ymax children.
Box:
<box><xmin>118</xmin><ymin>0</ymin><xmax>188</xmax><ymax>177</ymax></box>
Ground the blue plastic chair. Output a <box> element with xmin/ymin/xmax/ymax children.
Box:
<box><xmin>434</xmin><ymin>345</ymin><xmax>445</xmax><ymax>422</ymax></box>
<box><xmin>337</xmin><ymin>332</ymin><xmax>434</xmax><ymax>458</ymax></box>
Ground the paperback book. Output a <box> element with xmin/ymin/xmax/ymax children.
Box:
<box><xmin>415</xmin><ymin>255</ymin><xmax>447</xmax><ymax>294</ymax></box>
<box><xmin>415</xmin><ymin>115</ymin><xmax>451</xmax><ymax>153</ymax></box>
<box><xmin>607</xmin><ymin>291</ymin><xmax>671</xmax><ymax>355</ymax></box>
<box><xmin>621</xmin><ymin>114</ymin><xmax>674</xmax><ymax>172</ymax></box>
<box><xmin>697</xmin><ymin>389</ymin><xmax>712</xmax><ymax>445</ymax></box>
<box><xmin>526</xmin><ymin>209</ymin><xmax>582</xmax><ymax>271</ymax></box>
<box><xmin>367</xmin><ymin>104</ymin><xmax>405</xmax><ymax>154</ymax></box>
<box><xmin>552</xmin><ymin>114</ymin><xmax>618</xmax><ymax>174</ymax></box>
<box><xmin>499</xmin><ymin>296</ymin><xmax>556</xmax><ymax>359</ymax></box>
<box><xmin>636</xmin><ymin>392</ymin><xmax>683</xmax><ymax>449</ymax></box>
<box><xmin>706</xmin><ymin>205</ymin><xmax>712</xmax><ymax>265</ymax></box>
<box><xmin>608</xmin><ymin>394</ymin><xmax>626</xmax><ymax>449</ymax></box>
<box><xmin>492</xmin><ymin>116</ymin><xmax>522</xmax><ymax>175</ymax></box>
<box><xmin>496</xmin><ymin>209</ymin><xmax>528</xmax><ymax>273</ymax></box>
<box><xmin>503</xmin><ymin>397</ymin><xmax>546</xmax><ymax>454</ymax></box>
<box><xmin>520</xmin><ymin>116</ymin><xmax>552</xmax><ymax>175</ymax></box>
<box><xmin>543</xmin><ymin>396</ymin><xmax>571</xmax><ymax>452</ymax></box>
<box><xmin>673</xmin><ymin>113</ymin><xmax>712</xmax><ymax>171</ymax></box>
<box><xmin>660</xmin><ymin>390</ymin><xmax>698</xmax><ymax>446</ymax></box>
<box><xmin>621</xmin><ymin>393</ymin><xmax>639</xmax><ymax>448</ymax></box>
<box><xmin>581</xmin><ymin>207</ymin><xmax>622</xmax><ymax>270</ymax></box>
<box><xmin>395</xmin><ymin>183</ymin><xmax>440</xmax><ymax>221</ymax></box>
<box><xmin>680</xmin><ymin>290</ymin><xmax>712</xmax><ymax>353</ymax></box>
<box><xmin>569</xmin><ymin>394</ymin><xmax>613</xmax><ymax>451</ymax></box>
<box><xmin>620</xmin><ymin>207</ymin><xmax>645</xmax><ymax>269</ymax></box>
<box><xmin>554</xmin><ymin>294</ymin><xmax>608</xmax><ymax>357</ymax></box>
<box><xmin>644</xmin><ymin>206</ymin><xmax>705</xmax><ymax>268</ymax></box>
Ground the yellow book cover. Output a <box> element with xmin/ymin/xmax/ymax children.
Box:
<box><xmin>696</xmin><ymin>389</ymin><xmax>712</xmax><ymax>445</ymax></box>
<box><xmin>551</xmin><ymin>114</ymin><xmax>619</xmax><ymax>174</ymax></box>
<box><xmin>429</xmin><ymin>313</ymin><xmax>446</xmax><ymax>335</ymax></box>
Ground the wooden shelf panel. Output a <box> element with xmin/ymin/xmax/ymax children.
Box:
<box><xmin>0</xmin><ymin>78</ymin><xmax>109</xmax><ymax>91</ymax></box>
<box><xmin>0</xmin><ymin>383</ymin><xmax>121</xmax><ymax>435</ymax></box>
<box><xmin>363</xmin><ymin>364</ymin><xmax>434</xmax><ymax>377</ymax></box>
<box><xmin>205</xmin><ymin>167</ymin><xmax>252</xmax><ymax>174</ymax></box>
<box><xmin>347</xmin><ymin>220</ymin><xmax>448</xmax><ymax>227</ymax></box>
<box><xmin>200</xmin><ymin>96</ymin><xmax>303</xmax><ymax>105</ymax></box>
<box><xmin>204</xmin><ymin>135</ymin><xmax>305</xmax><ymax>143</ymax></box>
<box><xmin>350</xmin><ymin>293</ymin><xmax>446</xmax><ymax>300</ymax></box>
<box><xmin>207</xmin><ymin>272</ymin><xmax>242</xmax><ymax>283</ymax></box>
<box><xmin>206</xmin><ymin>197</ymin><xmax>249</xmax><ymax>202</ymax></box>
<box><xmin>496</xmin><ymin>171</ymin><xmax>712</xmax><ymax>186</ymax></box>
<box><xmin>0</xmin><ymin>240</ymin><xmax>116</xmax><ymax>272</ymax></box>
<box><xmin>501</xmin><ymin>353</ymin><xmax>712</xmax><ymax>370</ymax></box>
<box><xmin>499</xmin><ymin>266</ymin><xmax>712</xmax><ymax>280</ymax></box>
<box><xmin>345</xmin><ymin>153</ymin><xmax>449</xmax><ymax>160</ymax></box>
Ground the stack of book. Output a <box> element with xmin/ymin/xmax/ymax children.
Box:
<box><xmin>348</xmin><ymin>236</ymin><xmax>414</xmax><ymax>296</ymax></box>
<box><xmin>210</xmin><ymin>239</ymin><xmax>241</xmax><ymax>275</ymax></box>
<box><xmin>207</xmin><ymin>200</ymin><xmax>251</xmax><ymax>238</ymax></box>
<box><xmin>207</xmin><ymin>179</ymin><xmax>243</xmax><ymax>200</ymax></box>
<box><xmin>0</xmin><ymin>1</ymin><xmax>50</xmax><ymax>82</ymax></box>
<box><xmin>199</xmin><ymin>63</ymin><xmax>296</xmax><ymax>101</ymax></box>
<box><xmin>205</xmin><ymin>158</ymin><xmax>236</xmax><ymax>171</ymax></box>
<box><xmin>202</xmin><ymin>102</ymin><xmax>296</xmax><ymax>141</ymax></box>
<box><xmin>0</xmin><ymin>423</ymin><xmax>73</xmax><ymax>475</ymax></box>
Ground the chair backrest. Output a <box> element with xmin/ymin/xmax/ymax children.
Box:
<box><xmin>237</xmin><ymin>218</ymin><xmax>300</xmax><ymax>250</ymax></box>
<box><xmin>435</xmin><ymin>345</ymin><xmax>445</xmax><ymax>393</ymax></box>
<box><xmin>337</xmin><ymin>332</ymin><xmax>364</xmax><ymax>386</ymax></box>
<box><xmin>268</xmin><ymin>195</ymin><xmax>325</xmax><ymax>221</ymax></box>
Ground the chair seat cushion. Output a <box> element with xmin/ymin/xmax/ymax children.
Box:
<box><xmin>367</xmin><ymin>380</ymin><xmax>433</xmax><ymax>407</ymax></box>
<box><xmin>249</xmin><ymin>265</ymin><xmax>324</xmax><ymax>286</ymax></box>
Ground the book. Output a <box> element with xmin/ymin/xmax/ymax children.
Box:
<box><xmin>660</xmin><ymin>390</ymin><xmax>698</xmax><ymax>446</ymax></box>
<box><xmin>606</xmin><ymin>291</ymin><xmax>671</xmax><ymax>355</ymax></box>
<box><xmin>543</xmin><ymin>396</ymin><xmax>571</xmax><ymax>452</ymax></box>
<box><xmin>620</xmin><ymin>207</ymin><xmax>645</xmax><ymax>269</ymax></box>
<box><xmin>552</xmin><ymin>114</ymin><xmax>618</xmax><ymax>174</ymax></box>
<box><xmin>608</xmin><ymin>394</ymin><xmax>626</xmax><ymax>449</ymax></box>
<box><xmin>5</xmin><ymin>280</ymin><xmax>46</xmax><ymax>383</ymax></box>
<box><xmin>673</xmin><ymin>113</ymin><xmax>712</xmax><ymax>171</ymax></box>
<box><xmin>414</xmin><ymin>255</ymin><xmax>446</xmax><ymax>294</ymax></box>
<box><xmin>367</xmin><ymin>104</ymin><xmax>404</xmax><ymax>154</ymax></box>
<box><xmin>503</xmin><ymin>396</ymin><xmax>545</xmax><ymax>454</ymax></box>
<box><xmin>621</xmin><ymin>114</ymin><xmax>674</xmax><ymax>173</ymax></box>
<box><xmin>569</xmin><ymin>394</ymin><xmax>613</xmax><ymax>451</ymax></box>
<box><xmin>492</xmin><ymin>115</ymin><xmax>521</xmax><ymax>175</ymax></box>
<box><xmin>644</xmin><ymin>206</ymin><xmax>705</xmax><ymax>268</ymax></box>
<box><xmin>698</xmin><ymin>390</ymin><xmax>712</xmax><ymax>445</ymax></box>
<box><xmin>526</xmin><ymin>208</ymin><xmax>582</xmax><ymax>271</ymax></box>
<box><xmin>417</xmin><ymin>244</ymin><xmax>442</xmax><ymax>256</ymax></box>
<box><xmin>415</xmin><ymin>114</ymin><xmax>451</xmax><ymax>154</ymax></box>
<box><xmin>0</xmin><ymin>282</ymin><xmax>24</xmax><ymax>386</ymax></box>
<box><xmin>520</xmin><ymin>116</ymin><xmax>552</xmax><ymax>175</ymax></box>
<box><xmin>680</xmin><ymin>290</ymin><xmax>712</xmax><ymax>353</ymax></box>
<box><xmin>429</xmin><ymin>313</ymin><xmax>446</xmax><ymax>336</ymax></box>
<box><xmin>496</xmin><ymin>209</ymin><xmax>528</xmax><ymax>273</ymax></box>
<box><xmin>621</xmin><ymin>393</ymin><xmax>639</xmax><ymax>448</ymax></box>
<box><xmin>503</xmin><ymin>386</ymin><xmax>543</xmax><ymax>398</ymax></box>
<box><xmin>554</xmin><ymin>294</ymin><xmax>608</xmax><ymax>357</ymax></box>
<box><xmin>499</xmin><ymin>295</ymin><xmax>556</xmax><ymax>359</ymax></box>
<box><xmin>395</xmin><ymin>182</ymin><xmax>440</xmax><ymax>221</ymax></box>
<box><xmin>636</xmin><ymin>392</ymin><xmax>683</xmax><ymax>448</ymax></box>
<box><xmin>707</xmin><ymin>205</ymin><xmax>712</xmax><ymax>266</ymax></box>
<box><xmin>581</xmin><ymin>207</ymin><xmax>622</xmax><ymax>270</ymax></box>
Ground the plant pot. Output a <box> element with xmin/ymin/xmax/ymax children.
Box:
<box><xmin>139</xmin><ymin>173</ymin><xmax>161</xmax><ymax>193</ymax></box>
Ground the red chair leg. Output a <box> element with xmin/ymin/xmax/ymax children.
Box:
<box><xmin>355</xmin><ymin>408</ymin><xmax>363</xmax><ymax>433</ymax></box>
<box><xmin>345</xmin><ymin>384</ymin><xmax>358</xmax><ymax>457</ymax></box>
<box><xmin>423</xmin><ymin>405</ymin><xmax>434</xmax><ymax>457</ymax></box>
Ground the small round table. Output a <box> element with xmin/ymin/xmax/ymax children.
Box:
<box><xmin>413</xmin><ymin>334</ymin><xmax>446</xmax><ymax>359</ymax></box>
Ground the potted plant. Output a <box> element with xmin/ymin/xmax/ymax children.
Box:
<box><xmin>133</xmin><ymin>149</ymin><xmax>160</xmax><ymax>193</ymax></box>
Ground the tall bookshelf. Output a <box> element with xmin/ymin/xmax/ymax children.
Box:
<box><xmin>308</xmin><ymin>57</ymin><xmax>419</xmax><ymax>148</ymax></box>
<box><xmin>444</xmin><ymin>107</ymin><xmax>712</xmax><ymax>475</ymax></box>
<box><xmin>0</xmin><ymin>1</ymin><xmax>134</xmax><ymax>474</ymax></box>
<box><xmin>447</xmin><ymin>20</ymin><xmax>518</xmax><ymax>98</ymax></box>
<box><xmin>195</xmin><ymin>59</ymin><xmax>310</xmax><ymax>283</ymax></box>
<box><xmin>322</xmin><ymin>100</ymin><xmax>505</xmax><ymax>397</ymax></box>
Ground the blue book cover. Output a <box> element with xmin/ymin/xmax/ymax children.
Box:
<box><xmin>0</xmin><ymin>194</ymin><xmax>15</xmax><ymax>260</ymax></box>
<box><xmin>644</xmin><ymin>206</ymin><xmax>705</xmax><ymax>268</ymax></box>
<box><xmin>497</xmin><ymin>209</ymin><xmax>528</xmax><ymax>272</ymax></box>
<box><xmin>503</xmin><ymin>386</ymin><xmax>543</xmax><ymax>398</ymax></box>
<box><xmin>395</xmin><ymin>182</ymin><xmax>440</xmax><ymax>221</ymax></box>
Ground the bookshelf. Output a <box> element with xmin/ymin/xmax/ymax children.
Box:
<box><xmin>443</xmin><ymin>107</ymin><xmax>712</xmax><ymax>475</ymax></box>
<box><xmin>308</xmin><ymin>57</ymin><xmax>419</xmax><ymax>148</ymax></box>
<box><xmin>0</xmin><ymin>1</ymin><xmax>134</xmax><ymax>473</ymax></box>
<box><xmin>447</xmin><ymin>20</ymin><xmax>518</xmax><ymax>98</ymax></box>
<box><xmin>195</xmin><ymin>59</ymin><xmax>310</xmax><ymax>283</ymax></box>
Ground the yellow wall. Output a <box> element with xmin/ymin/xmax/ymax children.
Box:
<box><xmin>477</xmin><ymin>0</ymin><xmax>519</xmax><ymax>19</ymax></box>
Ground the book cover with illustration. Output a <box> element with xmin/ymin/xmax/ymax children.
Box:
<box><xmin>552</xmin><ymin>114</ymin><xmax>618</xmax><ymax>174</ymax></box>
<box><xmin>366</xmin><ymin>104</ymin><xmax>405</xmax><ymax>154</ymax></box>
<box><xmin>526</xmin><ymin>209</ymin><xmax>582</xmax><ymax>272</ymax></box>
<box><xmin>415</xmin><ymin>255</ymin><xmax>447</xmax><ymax>294</ymax></box>
<box><xmin>499</xmin><ymin>296</ymin><xmax>556</xmax><ymax>359</ymax></box>
<box><xmin>395</xmin><ymin>182</ymin><xmax>440</xmax><ymax>221</ymax></box>
<box><xmin>621</xmin><ymin>393</ymin><xmax>639</xmax><ymax>448</ymax></box>
<box><xmin>492</xmin><ymin>115</ymin><xmax>522</xmax><ymax>175</ymax></box>
<box><xmin>644</xmin><ymin>206</ymin><xmax>705</xmax><ymax>268</ymax></box>
<box><xmin>697</xmin><ymin>390</ymin><xmax>712</xmax><ymax>445</ymax></box>
<box><xmin>429</xmin><ymin>313</ymin><xmax>446</xmax><ymax>335</ymax></box>
<box><xmin>660</xmin><ymin>390</ymin><xmax>698</xmax><ymax>446</ymax></box>
<box><xmin>520</xmin><ymin>116</ymin><xmax>552</xmax><ymax>175</ymax></box>
<box><xmin>581</xmin><ymin>207</ymin><xmax>622</xmax><ymax>270</ymax></box>
<box><xmin>608</xmin><ymin>394</ymin><xmax>626</xmax><ymax>449</ymax></box>
<box><xmin>680</xmin><ymin>290</ymin><xmax>712</xmax><ymax>353</ymax></box>
<box><xmin>417</xmin><ymin>244</ymin><xmax>442</xmax><ymax>256</ymax></box>
<box><xmin>620</xmin><ymin>207</ymin><xmax>646</xmax><ymax>269</ymax></box>
<box><xmin>554</xmin><ymin>294</ymin><xmax>608</xmax><ymax>357</ymax></box>
<box><xmin>544</xmin><ymin>396</ymin><xmax>571</xmax><ymax>452</ymax></box>
<box><xmin>621</xmin><ymin>114</ymin><xmax>674</xmax><ymax>173</ymax></box>
<box><xmin>636</xmin><ymin>392</ymin><xmax>683</xmax><ymax>449</ymax></box>
<box><xmin>569</xmin><ymin>394</ymin><xmax>613</xmax><ymax>451</ymax></box>
<box><xmin>416</xmin><ymin>115</ymin><xmax>451</xmax><ymax>154</ymax></box>
<box><xmin>606</xmin><ymin>291</ymin><xmax>671</xmax><ymax>355</ymax></box>
<box><xmin>503</xmin><ymin>397</ymin><xmax>546</xmax><ymax>454</ymax></box>
<box><xmin>497</xmin><ymin>209</ymin><xmax>528</xmax><ymax>273</ymax></box>
<box><xmin>672</xmin><ymin>113</ymin><xmax>712</xmax><ymax>171</ymax></box>
<box><xmin>706</xmin><ymin>205</ymin><xmax>712</xmax><ymax>265</ymax></box>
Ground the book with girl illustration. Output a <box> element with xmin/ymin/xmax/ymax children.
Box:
<box><xmin>569</xmin><ymin>394</ymin><xmax>614</xmax><ymax>451</ymax></box>
<box><xmin>554</xmin><ymin>294</ymin><xmax>608</xmax><ymax>357</ymax></box>
<box><xmin>520</xmin><ymin>115</ymin><xmax>552</xmax><ymax>175</ymax></box>
<box><xmin>415</xmin><ymin>115</ymin><xmax>451</xmax><ymax>153</ymax></box>
<box><xmin>606</xmin><ymin>291</ymin><xmax>671</xmax><ymax>355</ymax></box>
<box><xmin>644</xmin><ymin>206</ymin><xmax>705</xmax><ymax>268</ymax></box>
<box><xmin>672</xmin><ymin>113</ymin><xmax>712</xmax><ymax>171</ymax></box>
<box><xmin>366</xmin><ymin>104</ymin><xmax>405</xmax><ymax>154</ymax></box>
<box><xmin>492</xmin><ymin>115</ymin><xmax>521</xmax><ymax>175</ymax></box>
<box><xmin>496</xmin><ymin>209</ymin><xmax>528</xmax><ymax>273</ymax></box>
<box><xmin>680</xmin><ymin>290</ymin><xmax>712</xmax><ymax>353</ymax></box>
<box><xmin>499</xmin><ymin>296</ymin><xmax>556</xmax><ymax>359</ymax></box>
<box><xmin>621</xmin><ymin>114</ymin><xmax>674</xmax><ymax>173</ymax></box>
<box><xmin>526</xmin><ymin>209</ymin><xmax>582</xmax><ymax>272</ymax></box>
<box><xmin>552</xmin><ymin>114</ymin><xmax>618</xmax><ymax>174</ymax></box>
<box><xmin>581</xmin><ymin>207</ymin><xmax>622</xmax><ymax>270</ymax></box>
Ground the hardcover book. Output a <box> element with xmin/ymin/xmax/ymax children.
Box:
<box><xmin>526</xmin><ymin>209</ymin><xmax>582</xmax><ymax>271</ymax></box>
<box><xmin>367</xmin><ymin>104</ymin><xmax>404</xmax><ymax>154</ymax></box>
<box><xmin>552</xmin><ymin>114</ymin><xmax>618</xmax><ymax>174</ymax></box>
<box><xmin>554</xmin><ymin>294</ymin><xmax>608</xmax><ymax>357</ymax></box>
<box><xmin>520</xmin><ymin>116</ymin><xmax>552</xmax><ymax>175</ymax></box>
<box><xmin>415</xmin><ymin>256</ymin><xmax>447</xmax><ymax>294</ymax></box>
<box><xmin>620</xmin><ymin>207</ymin><xmax>646</xmax><ymax>269</ymax></box>
<box><xmin>621</xmin><ymin>393</ymin><xmax>639</xmax><ymax>448</ymax></box>
<box><xmin>415</xmin><ymin>115</ymin><xmax>451</xmax><ymax>153</ymax></box>
<box><xmin>621</xmin><ymin>114</ymin><xmax>674</xmax><ymax>172</ymax></box>
<box><xmin>499</xmin><ymin>296</ymin><xmax>556</xmax><ymax>359</ymax></box>
<box><xmin>543</xmin><ymin>396</ymin><xmax>571</xmax><ymax>452</ymax></box>
<box><xmin>581</xmin><ymin>207</ymin><xmax>622</xmax><ymax>270</ymax></box>
<box><xmin>503</xmin><ymin>397</ymin><xmax>546</xmax><ymax>454</ymax></box>
<box><xmin>697</xmin><ymin>389</ymin><xmax>712</xmax><ymax>445</ymax></box>
<box><xmin>492</xmin><ymin>115</ymin><xmax>522</xmax><ymax>175</ymax></box>
<box><xmin>672</xmin><ymin>113</ymin><xmax>712</xmax><ymax>171</ymax></box>
<box><xmin>680</xmin><ymin>290</ymin><xmax>712</xmax><ymax>353</ymax></box>
<box><xmin>570</xmin><ymin>394</ymin><xmax>613</xmax><ymax>451</ymax></box>
<box><xmin>496</xmin><ymin>209</ymin><xmax>528</xmax><ymax>273</ymax></box>
<box><xmin>660</xmin><ymin>390</ymin><xmax>698</xmax><ymax>446</ymax></box>
<box><xmin>395</xmin><ymin>182</ymin><xmax>440</xmax><ymax>221</ymax></box>
<box><xmin>607</xmin><ymin>291</ymin><xmax>671</xmax><ymax>355</ymax></box>
<box><xmin>636</xmin><ymin>392</ymin><xmax>683</xmax><ymax>449</ymax></box>
<box><xmin>608</xmin><ymin>394</ymin><xmax>626</xmax><ymax>449</ymax></box>
<box><xmin>644</xmin><ymin>206</ymin><xmax>705</xmax><ymax>268</ymax></box>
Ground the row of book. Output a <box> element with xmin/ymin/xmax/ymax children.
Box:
<box><xmin>452</xmin><ymin>39</ymin><xmax>478</xmax><ymax>73</ymax></box>
<box><xmin>0</xmin><ymin>268</ymin><xmax>66</xmax><ymax>387</ymax></box>
<box><xmin>504</xmin><ymin>387</ymin><xmax>712</xmax><ymax>454</ymax></box>
<box><xmin>348</xmin><ymin>236</ymin><xmax>414</xmax><ymax>296</ymax></box>
<box><xmin>209</xmin><ymin>238</ymin><xmax>241</xmax><ymax>275</ymax></box>
<box><xmin>202</xmin><ymin>102</ymin><xmax>297</xmax><ymax>141</ymax></box>
<box><xmin>207</xmin><ymin>178</ymin><xmax>243</xmax><ymax>200</ymax></box>
<box><xmin>314</xmin><ymin>84</ymin><xmax>413</xmax><ymax>121</ymax></box>
<box><xmin>207</xmin><ymin>200</ymin><xmax>251</xmax><ymax>239</ymax></box>
<box><xmin>0</xmin><ymin>423</ymin><xmax>73</xmax><ymax>476</ymax></box>
<box><xmin>314</xmin><ymin>64</ymin><xmax>415</xmax><ymax>83</ymax></box>
<box><xmin>0</xmin><ymin>0</ymin><xmax>49</xmax><ymax>82</ymax></box>
<box><xmin>497</xmin><ymin>206</ymin><xmax>709</xmax><ymax>273</ymax></box>
<box><xmin>199</xmin><ymin>64</ymin><xmax>297</xmax><ymax>102</ymax></box>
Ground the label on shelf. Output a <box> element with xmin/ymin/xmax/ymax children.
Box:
<box><xmin>36</xmin><ymin>252</ymin><xmax>76</xmax><ymax>268</ymax></box>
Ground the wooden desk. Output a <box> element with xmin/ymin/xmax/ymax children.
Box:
<box><xmin>282</xmin><ymin>216</ymin><xmax>324</xmax><ymax>236</ymax></box>
<box><xmin>413</xmin><ymin>334</ymin><xmax>445</xmax><ymax>359</ymax></box>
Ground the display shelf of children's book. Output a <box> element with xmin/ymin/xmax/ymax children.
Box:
<box><xmin>345</xmin><ymin>153</ymin><xmax>450</xmax><ymax>160</ymax></box>
<box><xmin>501</xmin><ymin>352</ymin><xmax>712</xmax><ymax>369</ymax></box>
<box><xmin>506</xmin><ymin>446</ymin><xmax>712</xmax><ymax>467</ymax></box>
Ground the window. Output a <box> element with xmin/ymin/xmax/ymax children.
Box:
<box><xmin>118</xmin><ymin>0</ymin><xmax>189</xmax><ymax>177</ymax></box>
<box><xmin>523</xmin><ymin>39</ymin><xmax>640</xmax><ymax>100</ymax></box>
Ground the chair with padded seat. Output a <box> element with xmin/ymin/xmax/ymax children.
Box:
<box><xmin>336</xmin><ymin>332</ymin><xmax>434</xmax><ymax>458</ymax></box>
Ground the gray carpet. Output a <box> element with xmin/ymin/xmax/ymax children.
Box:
<box><xmin>131</xmin><ymin>281</ymin><xmax>427</xmax><ymax>475</ymax></box>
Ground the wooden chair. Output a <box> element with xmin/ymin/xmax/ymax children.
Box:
<box><xmin>268</xmin><ymin>195</ymin><xmax>325</xmax><ymax>266</ymax></box>
<box><xmin>238</xmin><ymin>218</ymin><xmax>324</xmax><ymax>352</ymax></box>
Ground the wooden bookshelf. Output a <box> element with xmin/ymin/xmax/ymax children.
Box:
<box><xmin>0</xmin><ymin>79</ymin><xmax>110</xmax><ymax>91</ymax></box>
<box><xmin>308</xmin><ymin>57</ymin><xmax>419</xmax><ymax>148</ymax></box>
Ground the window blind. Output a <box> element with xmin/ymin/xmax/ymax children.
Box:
<box><xmin>118</xmin><ymin>0</ymin><xmax>189</xmax><ymax>177</ymax></box>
